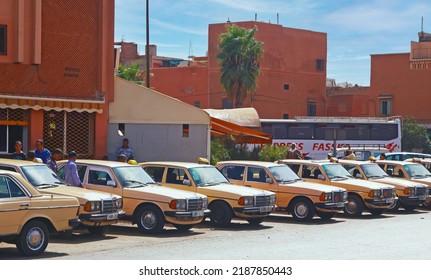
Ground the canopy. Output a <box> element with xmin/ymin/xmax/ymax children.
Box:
<box><xmin>204</xmin><ymin>108</ymin><xmax>261</xmax><ymax>127</ymax></box>
<box><xmin>210</xmin><ymin>117</ymin><xmax>272</xmax><ymax>144</ymax></box>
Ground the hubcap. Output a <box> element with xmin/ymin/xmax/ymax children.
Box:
<box><xmin>27</xmin><ymin>227</ymin><xmax>44</xmax><ymax>251</ymax></box>
<box><xmin>294</xmin><ymin>202</ymin><xmax>308</xmax><ymax>218</ymax></box>
<box><xmin>345</xmin><ymin>199</ymin><xmax>358</xmax><ymax>214</ymax></box>
<box><xmin>141</xmin><ymin>211</ymin><xmax>157</xmax><ymax>230</ymax></box>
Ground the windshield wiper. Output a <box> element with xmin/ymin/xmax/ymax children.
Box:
<box><xmin>35</xmin><ymin>183</ymin><xmax>58</xmax><ymax>189</ymax></box>
<box><xmin>330</xmin><ymin>176</ymin><xmax>348</xmax><ymax>180</ymax></box>
<box><xmin>367</xmin><ymin>175</ymin><xmax>384</xmax><ymax>179</ymax></box>
<box><xmin>201</xmin><ymin>182</ymin><xmax>222</xmax><ymax>187</ymax></box>
<box><xmin>123</xmin><ymin>180</ymin><xmax>147</xmax><ymax>188</ymax></box>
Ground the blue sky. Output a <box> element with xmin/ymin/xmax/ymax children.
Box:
<box><xmin>115</xmin><ymin>0</ymin><xmax>431</xmax><ymax>86</ymax></box>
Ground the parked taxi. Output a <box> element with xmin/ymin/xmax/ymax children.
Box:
<box><xmin>278</xmin><ymin>159</ymin><xmax>397</xmax><ymax>217</ymax></box>
<box><xmin>57</xmin><ymin>160</ymin><xmax>210</xmax><ymax>234</ymax></box>
<box><xmin>0</xmin><ymin>170</ymin><xmax>80</xmax><ymax>256</ymax></box>
<box><xmin>141</xmin><ymin>161</ymin><xmax>276</xmax><ymax>227</ymax></box>
<box><xmin>376</xmin><ymin>159</ymin><xmax>429</xmax><ymax>209</ymax></box>
<box><xmin>215</xmin><ymin>161</ymin><xmax>347</xmax><ymax>221</ymax></box>
<box><xmin>0</xmin><ymin>159</ymin><xmax>123</xmax><ymax>235</ymax></box>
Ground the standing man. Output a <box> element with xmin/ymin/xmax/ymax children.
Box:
<box><xmin>116</xmin><ymin>138</ymin><xmax>134</xmax><ymax>161</ymax></box>
<box><xmin>11</xmin><ymin>140</ymin><xmax>27</xmax><ymax>160</ymax></box>
<box><xmin>64</xmin><ymin>151</ymin><xmax>83</xmax><ymax>188</ymax></box>
<box><xmin>34</xmin><ymin>139</ymin><xmax>51</xmax><ymax>163</ymax></box>
<box><xmin>287</xmin><ymin>143</ymin><xmax>303</xmax><ymax>159</ymax></box>
<box><xmin>46</xmin><ymin>148</ymin><xmax>63</xmax><ymax>172</ymax></box>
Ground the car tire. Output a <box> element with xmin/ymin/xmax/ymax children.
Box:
<box><xmin>173</xmin><ymin>224</ymin><xmax>193</xmax><ymax>231</ymax></box>
<box><xmin>87</xmin><ymin>226</ymin><xmax>107</xmax><ymax>236</ymax></box>
<box><xmin>246</xmin><ymin>217</ymin><xmax>264</xmax><ymax>225</ymax></box>
<box><xmin>368</xmin><ymin>208</ymin><xmax>385</xmax><ymax>216</ymax></box>
<box><xmin>387</xmin><ymin>199</ymin><xmax>400</xmax><ymax>211</ymax></box>
<box><xmin>16</xmin><ymin>220</ymin><xmax>49</xmax><ymax>256</ymax></box>
<box><xmin>290</xmin><ymin>197</ymin><xmax>315</xmax><ymax>221</ymax></box>
<box><xmin>136</xmin><ymin>205</ymin><xmax>165</xmax><ymax>234</ymax></box>
<box><xmin>316</xmin><ymin>211</ymin><xmax>335</xmax><ymax>220</ymax></box>
<box><xmin>209</xmin><ymin>201</ymin><xmax>233</xmax><ymax>227</ymax></box>
<box><xmin>343</xmin><ymin>194</ymin><xmax>364</xmax><ymax>217</ymax></box>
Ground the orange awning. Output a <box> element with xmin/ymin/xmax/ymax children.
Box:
<box><xmin>0</xmin><ymin>95</ymin><xmax>104</xmax><ymax>113</ymax></box>
<box><xmin>210</xmin><ymin>117</ymin><xmax>272</xmax><ymax>144</ymax></box>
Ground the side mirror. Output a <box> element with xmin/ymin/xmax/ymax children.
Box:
<box><xmin>356</xmin><ymin>173</ymin><xmax>363</xmax><ymax>179</ymax></box>
<box><xmin>182</xmin><ymin>179</ymin><xmax>191</xmax><ymax>186</ymax></box>
<box><xmin>107</xmin><ymin>180</ymin><xmax>116</xmax><ymax>187</ymax></box>
<box><xmin>266</xmin><ymin>177</ymin><xmax>273</xmax><ymax>184</ymax></box>
<box><xmin>317</xmin><ymin>174</ymin><xmax>325</xmax><ymax>180</ymax></box>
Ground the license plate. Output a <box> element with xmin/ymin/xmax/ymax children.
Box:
<box><xmin>336</xmin><ymin>202</ymin><xmax>345</xmax><ymax>207</ymax></box>
<box><xmin>107</xmin><ymin>213</ymin><xmax>118</xmax><ymax>220</ymax></box>
<box><xmin>259</xmin><ymin>206</ymin><xmax>272</xmax><ymax>213</ymax></box>
<box><xmin>192</xmin><ymin>210</ymin><xmax>204</xmax><ymax>217</ymax></box>
<box><xmin>385</xmin><ymin>198</ymin><xmax>395</xmax><ymax>203</ymax></box>
<box><xmin>419</xmin><ymin>195</ymin><xmax>426</xmax><ymax>200</ymax></box>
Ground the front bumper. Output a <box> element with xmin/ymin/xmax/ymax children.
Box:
<box><xmin>315</xmin><ymin>201</ymin><xmax>346</xmax><ymax>210</ymax></box>
<box><xmin>79</xmin><ymin>209</ymin><xmax>125</xmax><ymax>223</ymax></box>
<box><xmin>364</xmin><ymin>197</ymin><xmax>397</xmax><ymax>208</ymax></box>
<box><xmin>398</xmin><ymin>195</ymin><xmax>427</xmax><ymax>206</ymax></box>
<box><xmin>68</xmin><ymin>218</ymin><xmax>81</xmax><ymax>228</ymax></box>
<box><xmin>164</xmin><ymin>209</ymin><xmax>210</xmax><ymax>220</ymax></box>
<box><xmin>233</xmin><ymin>205</ymin><xmax>275</xmax><ymax>216</ymax></box>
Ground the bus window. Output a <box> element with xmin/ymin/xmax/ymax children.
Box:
<box><xmin>370</xmin><ymin>124</ymin><xmax>398</xmax><ymax>140</ymax></box>
<box><xmin>287</xmin><ymin>123</ymin><xmax>313</xmax><ymax>139</ymax></box>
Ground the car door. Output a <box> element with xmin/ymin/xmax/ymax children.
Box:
<box><xmin>162</xmin><ymin>167</ymin><xmax>197</xmax><ymax>193</ymax></box>
<box><xmin>82</xmin><ymin>166</ymin><xmax>122</xmax><ymax>197</ymax></box>
<box><xmin>0</xmin><ymin>175</ymin><xmax>30</xmax><ymax>234</ymax></box>
<box><xmin>219</xmin><ymin>164</ymin><xmax>245</xmax><ymax>185</ymax></box>
<box><xmin>244</xmin><ymin>166</ymin><xmax>275</xmax><ymax>191</ymax></box>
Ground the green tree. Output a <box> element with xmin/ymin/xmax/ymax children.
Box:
<box><xmin>117</xmin><ymin>63</ymin><xmax>144</xmax><ymax>84</ymax></box>
<box><xmin>217</xmin><ymin>24</ymin><xmax>264</xmax><ymax>108</ymax></box>
<box><xmin>259</xmin><ymin>144</ymin><xmax>288</xmax><ymax>162</ymax></box>
<box><xmin>402</xmin><ymin>118</ymin><xmax>431</xmax><ymax>153</ymax></box>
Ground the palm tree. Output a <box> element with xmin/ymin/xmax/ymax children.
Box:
<box><xmin>217</xmin><ymin>24</ymin><xmax>264</xmax><ymax>108</ymax></box>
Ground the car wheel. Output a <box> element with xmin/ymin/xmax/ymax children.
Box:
<box><xmin>387</xmin><ymin>199</ymin><xmax>400</xmax><ymax>211</ymax></box>
<box><xmin>16</xmin><ymin>220</ymin><xmax>49</xmax><ymax>256</ymax></box>
<box><xmin>209</xmin><ymin>201</ymin><xmax>233</xmax><ymax>227</ymax></box>
<box><xmin>368</xmin><ymin>208</ymin><xmax>385</xmax><ymax>216</ymax></box>
<box><xmin>173</xmin><ymin>224</ymin><xmax>193</xmax><ymax>231</ymax></box>
<box><xmin>343</xmin><ymin>194</ymin><xmax>364</xmax><ymax>217</ymax></box>
<box><xmin>316</xmin><ymin>211</ymin><xmax>335</xmax><ymax>220</ymax></box>
<box><xmin>87</xmin><ymin>226</ymin><xmax>107</xmax><ymax>236</ymax></box>
<box><xmin>246</xmin><ymin>217</ymin><xmax>264</xmax><ymax>225</ymax></box>
<box><xmin>136</xmin><ymin>205</ymin><xmax>165</xmax><ymax>234</ymax></box>
<box><xmin>290</xmin><ymin>197</ymin><xmax>315</xmax><ymax>221</ymax></box>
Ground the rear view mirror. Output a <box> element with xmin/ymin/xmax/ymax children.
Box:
<box><xmin>317</xmin><ymin>174</ymin><xmax>325</xmax><ymax>180</ymax></box>
<box><xmin>266</xmin><ymin>177</ymin><xmax>273</xmax><ymax>184</ymax></box>
<box><xmin>182</xmin><ymin>179</ymin><xmax>191</xmax><ymax>186</ymax></box>
<box><xmin>356</xmin><ymin>173</ymin><xmax>363</xmax><ymax>179</ymax></box>
<box><xmin>107</xmin><ymin>180</ymin><xmax>116</xmax><ymax>187</ymax></box>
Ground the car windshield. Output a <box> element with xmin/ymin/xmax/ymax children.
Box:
<box><xmin>113</xmin><ymin>166</ymin><xmax>155</xmax><ymax>188</ymax></box>
<box><xmin>404</xmin><ymin>164</ymin><xmax>431</xmax><ymax>178</ymax></box>
<box><xmin>360</xmin><ymin>164</ymin><xmax>388</xmax><ymax>178</ymax></box>
<box><xmin>268</xmin><ymin>165</ymin><xmax>301</xmax><ymax>183</ymax></box>
<box><xmin>322</xmin><ymin>164</ymin><xmax>353</xmax><ymax>180</ymax></box>
<box><xmin>21</xmin><ymin>165</ymin><xmax>63</xmax><ymax>187</ymax></box>
<box><xmin>189</xmin><ymin>166</ymin><xmax>229</xmax><ymax>186</ymax></box>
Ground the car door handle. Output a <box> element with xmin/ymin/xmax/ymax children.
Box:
<box><xmin>245</xmin><ymin>185</ymin><xmax>252</xmax><ymax>187</ymax></box>
<box><xmin>20</xmin><ymin>203</ymin><xmax>30</xmax><ymax>207</ymax></box>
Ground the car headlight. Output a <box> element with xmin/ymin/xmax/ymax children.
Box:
<box><xmin>269</xmin><ymin>194</ymin><xmax>276</xmax><ymax>205</ymax></box>
<box><xmin>238</xmin><ymin>196</ymin><xmax>254</xmax><ymax>206</ymax></box>
<box><xmin>368</xmin><ymin>189</ymin><xmax>382</xmax><ymax>198</ymax></box>
<box><xmin>169</xmin><ymin>199</ymin><xmax>187</xmax><ymax>210</ymax></box>
<box><xmin>319</xmin><ymin>192</ymin><xmax>332</xmax><ymax>201</ymax></box>
<box><xmin>84</xmin><ymin>201</ymin><xmax>101</xmax><ymax>212</ymax></box>
<box><xmin>403</xmin><ymin>187</ymin><xmax>415</xmax><ymax>196</ymax></box>
<box><xmin>115</xmin><ymin>198</ymin><xmax>123</xmax><ymax>209</ymax></box>
<box><xmin>343</xmin><ymin>191</ymin><xmax>348</xmax><ymax>200</ymax></box>
<box><xmin>202</xmin><ymin>197</ymin><xmax>209</xmax><ymax>209</ymax></box>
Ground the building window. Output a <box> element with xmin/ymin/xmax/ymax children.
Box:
<box><xmin>194</xmin><ymin>101</ymin><xmax>201</xmax><ymax>108</ymax></box>
<box><xmin>380</xmin><ymin>99</ymin><xmax>392</xmax><ymax>116</ymax></box>
<box><xmin>182</xmin><ymin>124</ymin><xmax>189</xmax><ymax>138</ymax></box>
<box><xmin>307</xmin><ymin>102</ymin><xmax>316</xmax><ymax>116</ymax></box>
<box><xmin>0</xmin><ymin>109</ymin><xmax>28</xmax><ymax>154</ymax></box>
<box><xmin>222</xmin><ymin>98</ymin><xmax>233</xmax><ymax>109</ymax></box>
<box><xmin>283</xmin><ymin>114</ymin><xmax>289</xmax><ymax>119</ymax></box>
<box><xmin>283</xmin><ymin>84</ymin><xmax>290</xmax><ymax>91</ymax></box>
<box><xmin>316</xmin><ymin>59</ymin><xmax>325</xmax><ymax>71</ymax></box>
<box><xmin>0</xmin><ymin>25</ymin><xmax>6</xmax><ymax>55</ymax></box>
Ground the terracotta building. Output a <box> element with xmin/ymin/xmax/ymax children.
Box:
<box><xmin>118</xmin><ymin>21</ymin><xmax>328</xmax><ymax>120</ymax></box>
<box><xmin>369</xmin><ymin>31</ymin><xmax>431</xmax><ymax>128</ymax></box>
<box><xmin>0</xmin><ymin>0</ymin><xmax>114</xmax><ymax>158</ymax></box>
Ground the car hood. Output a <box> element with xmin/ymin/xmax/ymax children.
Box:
<box><xmin>37</xmin><ymin>185</ymin><xmax>121</xmax><ymax>203</ymax></box>
<box><xmin>331</xmin><ymin>178</ymin><xmax>394</xmax><ymax>190</ymax></box>
<box><xmin>198</xmin><ymin>183</ymin><xmax>275</xmax><ymax>198</ymax></box>
<box><xmin>123</xmin><ymin>184</ymin><xmax>207</xmax><ymax>200</ymax></box>
<box><xmin>372</xmin><ymin>177</ymin><xmax>425</xmax><ymax>188</ymax></box>
<box><xmin>280</xmin><ymin>180</ymin><xmax>346</xmax><ymax>193</ymax></box>
<box><xmin>409</xmin><ymin>177</ymin><xmax>431</xmax><ymax>186</ymax></box>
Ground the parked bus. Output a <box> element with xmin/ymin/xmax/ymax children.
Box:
<box><xmin>260</xmin><ymin>116</ymin><xmax>402</xmax><ymax>160</ymax></box>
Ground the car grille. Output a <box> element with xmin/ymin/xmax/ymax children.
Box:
<box><xmin>187</xmin><ymin>198</ymin><xmax>204</xmax><ymax>211</ymax></box>
<box><xmin>255</xmin><ymin>195</ymin><xmax>271</xmax><ymax>207</ymax></box>
<box><xmin>101</xmin><ymin>199</ymin><xmax>117</xmax><ymax>213</ymax></box>
<box><xmin>382</xmin><ymin>188</ymin><xmax>395</xmax><ymax>198</ymax></box>
<box><xmin>415</xmin><ymin>186</ymin><xmax>427</xmax><ymax>196</ymax></box>
<box><xmin>332</xmin><ymin>191</ymin><xmax>345</xmax><ymax>203</ymax></box>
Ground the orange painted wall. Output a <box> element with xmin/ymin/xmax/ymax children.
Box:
<box><xmin>370</xmin><ymin>53</ymin><xmax>431</xmax><ymax>123</ymax></box>
<box><xmin>326</xmin><ymin>87</ymin><xmax>374</xmax><ymax>117</ymax></box>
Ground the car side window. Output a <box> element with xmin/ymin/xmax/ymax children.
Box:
<box><xmin>76</xmin><ymin>165</ymin><xmax>87</xmax><ymax>182</ymax></box>
<box><xmin>144</xmin><ymin>166</ymin><xmax>165</xmax><ymax>183</ymax></box>
<box><xmin>246</xmin><ymin>167</ymin><xmax>267</xmax><ymax>183</ymax></box>
<box><xmin>222</xmin><ymin>165</ymin><xmax>245</xmax><ymax>181</ymax></box>
<box><xmin>166</xmin><ymin>168</ymin><xmax>187</xmax><ymax>185</ymax></box>
<box><xmin>287</xmin><ymin>164</ymin><xmax>300</xmax><ymax>175</ymax></box>
<box><xmin>0</xmin><ymin>176</ymin><xmax>10</xmax><ymax>198</ymax></box>
<box><xmin>0</xmin><ymin>165</ymin><xmax>17</xmax><ymax>172</ymax></box>
<box><xmin>0</xmin><ymin>176</ymin><xmax>26</xmax><ymax>198</ymax></box>
<box><xmin>88</xmin><ymin>170</ymin><xmax>112</xmax><ymax>186</ymax></box>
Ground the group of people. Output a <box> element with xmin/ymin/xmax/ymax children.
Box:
<box><xmin>10</xmin><ymin>139</ymin><xmax>83</xmax><ymax>188</ymax></box>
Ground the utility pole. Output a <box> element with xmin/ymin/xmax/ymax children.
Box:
<box><xmin>145</xmin><ymin>0</ymin><xmax>150</xmax><ymax>88</ymax></box>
